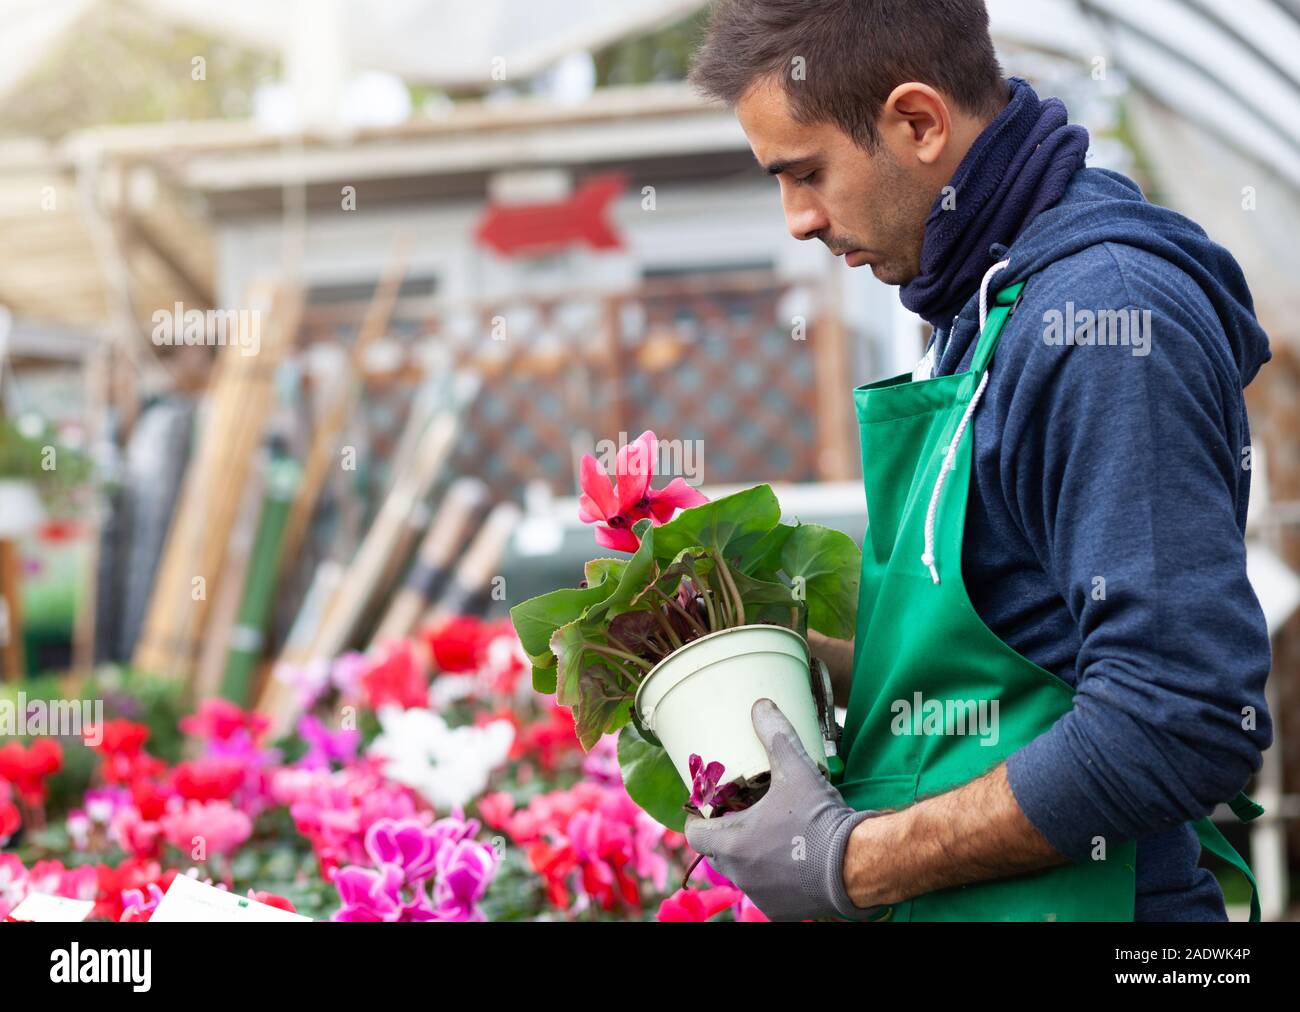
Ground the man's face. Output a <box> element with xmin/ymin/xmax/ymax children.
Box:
<box><xmin>736</xmin><ymin>76</ymin><xmax>937</xmax><ymax>285</ymax></box>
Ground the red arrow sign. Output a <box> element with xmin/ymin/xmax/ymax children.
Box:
<box><xmin>474</xmin><ymin>172</ymin><xmax>626</xmax><ymax>257</ymax></box>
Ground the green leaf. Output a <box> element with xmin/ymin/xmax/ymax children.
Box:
<box><xmin>584</xmin><ymin>557</ymin><xmax>627</xmax><ymax>588</ymax></box>
<box><xmin>548</xmin><ymin>619</ymin><xmax>591</xmax><ymax>708</ymax></box>
<box><xmin>532</xmin><ymin>665</ymin><xmax>556</xmax><ymax>695</ymax></box>
<box><xmin>618</xmin><ymin>723</ymin><xmax>689</xmax><ymax>832</ymax></box>
<box><xmin>510</xmin><ymin>580</ymin><xmax>616</xmax><ymax>663</ymax></box>
<box><xmin>729</xmin><ymin>568</ymin><xmax>800</xmax><ymax>609</ymax></box>
<box><xmin>741</xmin><ymin>522</ymin><xmax>795</xmax><ymax>578</ymax></box>
<box><xmin>575</xmin><ymin>665</ymin><xmax>634</xmax><ymax>750</ymax></box>
<box><xmin>780</xmin><ymin>522</ymin><xmax>861</xmax><ymax>639</ymax></box>
<box><xmin>651</xmin><ymin>484</ymin><xmax>782</xmax><ymax>565</ymax></box>
<box><xmin>587</xmin><ymin>519</ymin><xmax>660</xmax><ymax>622</ymax></box>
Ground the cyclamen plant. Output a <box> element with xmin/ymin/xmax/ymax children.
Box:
<box><xmin>510</xmin><ymin>431</ymin><xmax>861</xmax><ymax>830</ymax></box>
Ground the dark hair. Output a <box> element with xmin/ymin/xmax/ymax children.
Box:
<box><xmin>688</xmin><ymin>0</ymin><xmax>1006</xmax><ymax>150</ymax></box>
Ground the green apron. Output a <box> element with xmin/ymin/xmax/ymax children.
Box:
<box><xmin>831</xmin><ymin>279</ymin><xmax>1264</xmax><ymax>922</ymax></box>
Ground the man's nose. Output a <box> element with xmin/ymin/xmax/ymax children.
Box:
<box><xmin>781</xmin><ymin>189</ymin><xmax>827</xmax><ymax>243</ymax></box>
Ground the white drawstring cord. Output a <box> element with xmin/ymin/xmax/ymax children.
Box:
<box><xmin>920</xmin><ymin>259</ymin><xmax>1010</xmax><ymax>584</ymax></box>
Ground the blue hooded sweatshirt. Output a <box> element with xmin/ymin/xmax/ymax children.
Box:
<box><xmin>927</xmin><ymin>165</ymin><xmax>1274</xmax><ymax>920</ymax></box>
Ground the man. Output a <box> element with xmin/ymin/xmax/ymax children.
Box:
<box><xmin>683</xmin><ymin>0</ymin><xmax>1272</xmax><ymax>921</ymax></box>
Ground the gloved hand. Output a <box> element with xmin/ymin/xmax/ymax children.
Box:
<box><xmin>684</xmin><ymin>697</ymin><xmax>884</xmax><ymax>922</ymax></box>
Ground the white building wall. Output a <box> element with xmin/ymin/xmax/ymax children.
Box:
<box><xmin>215</xmin><ymin>175</ymin><xmax>922</xmax><ymax>384</ymax></box>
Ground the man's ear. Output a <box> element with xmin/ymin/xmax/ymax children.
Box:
<box><xmin>880</xmin><ymin>82</ymin><xmax>951</xmax><ymax>166</ymax></box>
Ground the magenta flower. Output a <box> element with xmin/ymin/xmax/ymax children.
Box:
<box><xmin>688</xmin><ymin>754</ymin><xmax>737</xmax><ymax>811</ymax></box>
<box><xmin>120</xmin><ymin>882</ymin><xmax>166</xmax><ymax>922</ymax></box>
<box><xmin>578</xmin><ymin>430</ymin><xmax>707</xmax><ymax>552</ymax></box>
<box><xmin>364</xmin><ymin>818</ymin><xmax>441</xmax><ymax>886</ymax></box>
<box><xmin>332</xmin><ymin>813</ymin><xmax>497</xmax><ymax>922</ymax></box>
<box><xmin>433</xmin><ymin>839</ymin><xmax>497</xmax><ymax>921</ymax></box>
<box><xmin>297</xmin><ymin>715</ymin><xmax>361</xmax><ymax>770</ymax></box>
<box><xmin>425</xmin><ymin>811</ymin><xmax>481</xmax><ymax>854</ymax></box>
<box><xmin>332</xmin><ymin>863</ymin><xmax>432</xmax><ymax>922</ymax></box>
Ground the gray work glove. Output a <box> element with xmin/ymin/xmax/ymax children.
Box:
<box><xmin>684</xmin><ymin>697</ymin><xmax>884</xmax><ymax>922</ymax></box>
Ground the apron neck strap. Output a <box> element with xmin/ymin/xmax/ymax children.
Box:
<box><xmin>970</xmin><ymin>280</ymin><xmax>1027</xmax><ymax>376</ymax></box>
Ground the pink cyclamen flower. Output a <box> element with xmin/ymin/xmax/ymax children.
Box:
<box><xmin>120</xmin><ymin>882</ymin><xmax>166</xmax><ymax>922</ymax></box>
<box><xmin>297</xmin><ymin>715</ymin><xmax>361</xmax><ymax>770</ymax></box>
<box><xmin>657</xmin><ymin>886</ymin><xmax>744</xmax><ymax>922</ymax></box>
<box><xmin>332</xmin><ymin>863</ymin><xmax>426</xmax><ymax>922</ymax></box>
<box><xmin>0</xmin><ymin>853</ymin><xmax>29</xmax><ymax>918</ymax></box>
<box><xmin>159</xmin><ymin>800</ymin><xmax>253</xmax><ymax>857</ymax></box>
<box><xmin>332</xmin><ymin>813</ymin><xmax>497</xmax><ymax>922</ymax></box>
<box><xmin>691</xmin><ymin>859</ymin><xmax>767</xmax><ymax>921</ymax></box>
<box><xmin>688</xmin><ymin>754</ymin><xmax>737</xmax><ymax>811</ymax></box>
<box><xmin>432</xmin><ymin>838</ymin><xmax>497</xmax><ymax>921</ymax></box>
<box><xmin>578</xmin><ymin>430</ymin><xmax>707</xmax><ymax>552</ymax></box>
<box><xmin>364</xmin><ymin>818</ymin><xmax>442</xmax><ymax>886</ymax></box>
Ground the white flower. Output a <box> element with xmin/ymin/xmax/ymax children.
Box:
<box><xmin>428</xmin><ymin>674</ymin><xmax>478</xmax><ymax>709</ymax></box>
<box><xmin>368</xmin><ymin>706</ymin><xmax>514</xmax><ymax>810</ymax></box>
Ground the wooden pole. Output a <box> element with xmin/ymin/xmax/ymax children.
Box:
<box><xmin>0</xmin><ymin>539</ymin><xmax>24</xmax><ymax>680</ymax></box>
<box><xmin>131</xmin><ymin>281</ymin><xmax>301</xmax><ymax>680</ymax></box>
<box><xmin>305</xmin><ymin>409</ymin><xmax>462</xmax><ymax>662</ymax></box>
<box><xmin>274</xmin><ymin>240</ymin><xmax>411</xmax><ymax>589</ymax></box>
<box><xmin>368</xmin><ymin>477</ymin><xmax>488</xmax><ymax>647</ymax></box>
<box><xmin>420</xmin><ymin>501</ymin><xmax>522</xmax><ymax>629</ymax></box>
<box><xmin>71</xmin><ymin>341</ymin><xmax>111</xmax><ymax>675</ymax></box>
<box><xmin>810</xmin><ymin>278</ymin><xmax>855</xmax><ymax>480</ymax></box>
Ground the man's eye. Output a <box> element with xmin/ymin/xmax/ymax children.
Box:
<box><xmin>793</xmin><ymin>171</ymin><xmax>817</xmax><ymax>186</ymax></box>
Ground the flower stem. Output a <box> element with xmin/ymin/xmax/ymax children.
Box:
<box><xmin>650</xmin><ymin>606</ymin><xmax>684</xmax><ymax>651</ymax></box>
<box><xmin>714</xmin><ymin>552</ymin><xmax>745</xmax><ymax>627</ymax></box>
<box><xmin>652</xmin><ymin>585</ymin><xmax>708</xmax><ymax>637</ymax></box>
<box><xmin>584</xmin><ymin>641</ymin><xmax>654</xmax><ymax>672</ymax></box>
<box><xmin>693</xmin><ymin>571</ymin><xmax>718</xmax><ymax>630</ymax></box>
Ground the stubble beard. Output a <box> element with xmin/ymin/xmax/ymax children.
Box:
<box><xmin>865</xmin><ymin>148</ymin><xmax>932</xmax><ymax>287</ymax></box>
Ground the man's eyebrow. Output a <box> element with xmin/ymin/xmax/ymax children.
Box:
<box><xmin>762</xmin><ymin>154</ymin><xmax>818</xmax><ymax>176</ymax></box>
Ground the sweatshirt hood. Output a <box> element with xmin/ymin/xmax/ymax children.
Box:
<box><xmin>973</xmin><ymin>167</ymin><xmax>1271</xmax><ymax>386</ymax></box>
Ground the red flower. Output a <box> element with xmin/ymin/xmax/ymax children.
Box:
<box><xmin>85</xmin><ymin>720</ymin><xmax>165</xmax><ymax>786</ymax></box>
<box><xmin>130</xmin><ymin>780</ymin><xmax>170</xmax><ymax>822</ymax></box>
<box><xmin>102</xmin><ymin>751</ymin><xmax>166</xmax><ymax>787</ymax></box>
<box><xmin>360</xmin><ymin>641</ymin><xmax>429</xmax><ymax>710</ymax></box>
<box><xmin>250</xmin><ymin>891</ymin><xmax>297</xmax><ymax>913</ymax></box>
<box><xmin>514</xmin><ymin>703</ymin><xmax>582</xmax><ymax>772</ymax></box>
<box><xmin>424</xmin><ymin>615</ymin><xmax>490</xmax><ymax>672</ymax></box>
<box><xmin>171</xmin><ymin>759</ymin><xmax>243</xmax><ymax>803</ymax></box>
<box><xmin>0</xmin><ymin>798</ymin><xmax>20</xmax><ymax>843</ymax></box>
<box><xmin>180</xmin><ymin>698</ymin><xmax>269</xmax><ymax>743</ymax></box>
<box><xmin>0</xmin><ymin>738</ymin><xmax>63</xmax><ymax>805</ymax></box>
<box><xmin>526</xmin><ymin>841</ymin><xmax>579</xmax><ymax>910</ymax></box>
<box><xmin>93</xmin><ymin>860</ymin><xmax>177</xmax><ymax>922</ymax></box>
<box><xmin>577</xmin><ymin>430</ymin><xmax>708</xmax><ymax>552</ymax></box>
<box><xmin>85</xmin><ymin>719</ymin><xmax>149</xmax><ymax>756</ymax></box>
<box><xmin>476</xmin><ymin>791</ymin><xmax>516</xmax><ymax>830</ymax></box>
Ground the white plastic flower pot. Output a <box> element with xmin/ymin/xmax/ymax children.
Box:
<box><xmin>634</xmin><ymin>624</ymin><xmax>827</xmax><ymax>813</ymax></box>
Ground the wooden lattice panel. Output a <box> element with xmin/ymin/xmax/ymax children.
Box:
<box><xmin>616</xmin><ymin>275</ymin><xmax>820</xmax><ymax>485</ymax></box>
<box><xmin>296</xmin><ymin>269</ymin><xmax>847</xmax><ymax>504</ymax></box>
